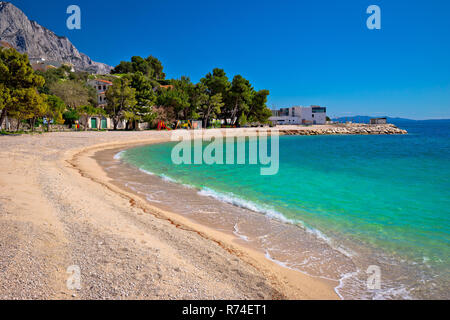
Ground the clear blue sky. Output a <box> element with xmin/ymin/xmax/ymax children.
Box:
<box><xmin>11</xmin><ymin>0</ymin><xmax>450</xmax><ymax>119</ymax></box>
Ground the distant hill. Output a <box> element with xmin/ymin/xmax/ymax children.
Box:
<box><xmin>0</xmin><ymin>2</ymin><xmax>112</xmax><ymax>74</ymax></box>
<box><xmin>332</xmin><ymin>116</ymin><xmax>450</xmax><ymax>124</ymax></box>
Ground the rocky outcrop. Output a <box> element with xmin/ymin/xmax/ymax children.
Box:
<box><xmin>278</xmin><ymin>124</ymin><xmax>408</xmax><ymax>136</ymax></box>
<box><xmin>0</xmin><ymin>2</ymin><xmax>112</xmax><ymax>74</ymax></box>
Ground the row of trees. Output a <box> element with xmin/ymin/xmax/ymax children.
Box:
<box><xmin>108</xmin><ymin>57</ymin><xmax>272</xmax><ymax>128</ymax></box>
<box><xmin>165</xmin><ymin>69</ymin><xmax>272</xmax><ymax>128</ymax></box>
<box><xmin>0</xmin><ymin>47</ymin><xmax>118</xmax><ymax>131</ymax></box>
<box><xmin>0</xmin><ymin>48</ymin><xmax>68</xmax><ymax>131</ymax></box>
<box><xmin>112</xmin><ymin>55</ymin><xmax>166</xmax><ymax>80</ymax></box>
<box><xmin>0</xmin><ymin>48</ymin><xmax>272</xmax><ymax>132</ymax></box>
<box><xmin>109</xmin><ymin>56</ymin><xmax>166</xmax><ymax>129</ymax></box>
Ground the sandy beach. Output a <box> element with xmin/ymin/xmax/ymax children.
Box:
<box><xmin>0</xmin><ymin>128</ymin><xmax>341</xmax><ymax>300</ymax></box>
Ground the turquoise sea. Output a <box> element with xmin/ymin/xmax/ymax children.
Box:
<box><xmin>117</xmin><ymin>121</ymin><xmax>450</xmax><ymax>299</ymax></box>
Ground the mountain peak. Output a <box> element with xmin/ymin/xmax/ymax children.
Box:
<box><xmin>0</xmin><ymin>2</ymin><xmax>13</xmax><ymax>8</ymax></box>
<box><xmin>0</xmin><ymin>2</ymin><xmax>112</xmax><ymax>74</ymax></box>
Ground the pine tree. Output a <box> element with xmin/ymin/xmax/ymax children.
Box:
<box><xmin>0</xmin><ymin>48</ymin><xmax>45</xmax><ymax>128</ymax></box>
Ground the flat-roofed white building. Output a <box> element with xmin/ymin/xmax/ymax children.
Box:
<box><xmin>270</xmin><ymin>106</ymin><xmax>327</xmax><ymax>125</ymax></box>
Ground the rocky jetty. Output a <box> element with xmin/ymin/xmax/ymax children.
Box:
<box><xmin>278</xmin><ymin>124</ymin><xmax>408</xmax><ymax>136</ymax></box>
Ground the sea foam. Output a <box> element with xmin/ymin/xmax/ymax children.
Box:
<box><xmin>114</xmin><ymin>151</ymin><xmax>126</xmax><ymax>160</ymax></box>
<box><xmin>198</xmin><ymin>187</ymin><xmax>296</xmax><ymax>224</ymax></box>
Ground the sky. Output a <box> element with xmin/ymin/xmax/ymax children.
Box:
<box><xmin>9</xmin><ymin>0</ymin><xmax>450</xmax><ymax>119</ymax></box>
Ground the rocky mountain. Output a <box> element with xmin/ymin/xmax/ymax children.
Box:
<box><xmin>0</xmin><ymin>1</ymin><xmax>112</xmax><ymax>74</ymax></box>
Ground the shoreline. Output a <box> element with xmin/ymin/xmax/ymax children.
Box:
<box><xmin>276</xmin><ymin>123</ymin><xmax>408</xmax><ymax>136</ymax></box>
<box><xmin>68</xmin><ymin>132</ymin><xmax>340</xmax><ymax>300</ymax></box>
<box><xmin>0</xmin><ymin>125</ymin><xmax>409</xmax><ymax>299</ymax></box>
<box><xmin>1</xmin><ymin>123</ymin><xmax>408</xmax><ymax>137</ymax></box>
<box><xmin>98</xmin><ymin>145</ymin><xmax>360</xmax><ymax>298</ymax></box>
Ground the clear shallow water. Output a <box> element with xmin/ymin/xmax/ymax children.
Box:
<box><xmin>118</xmin><ymin>122</ymin><xmax>450</xmax><ymax>299</ymax></box>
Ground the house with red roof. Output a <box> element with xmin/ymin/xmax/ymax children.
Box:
<box><xmin>88</xmin><ymin>79</ymin><xmax>113</xmax><ymax>106</ymax></box>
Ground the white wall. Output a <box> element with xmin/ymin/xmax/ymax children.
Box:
<box><xmin>313</xmin><ymin>113</ymin><xmax>327</xmax><ymax>125</ymax></box>
<box><xmin>269</xmin><ymin>106</ymin><xmax>327</xmax><ymax>125</ymax></box>
<box><xmin>88</xmin><ymin>80</ymin><xmax>111</xmax><ymax>93</ymax></box>
<box><xmin>300</xmin><ymin>107</ymin><xmax>327</xmax><ymax>124</ymax></box>
<box><xmin>269</xmin><ymin>116</ymin><xmax>302</xmax><ymax>125</ymax></box>
<box><xmin>87</xmin><ymin>80</ymin><xmax>112</xmax><ymax>106</ymax></box>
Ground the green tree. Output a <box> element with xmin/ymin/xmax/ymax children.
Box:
<box><xmin>145</xmin><ymin>56</ymin><xmax>165</xmax><ymax>80</ymax></box>
<box><xmin>122</xmin><ymin>110</ymin><xmax>140</xmax><ymax>130</ymax></box>
<box><xmin>49</xmin><ymin>80</ymin><xmax>94</xmax><ymax>109</ymax></box>
<box><xmin>130</xmin><ymin>56</ymin><xmax>148</xmax><ymax>75</ymax></box>
<box><xmin>197</xmin><ymin>69</ymin><xmax>231</xmax><ymax>125</ymax></box>
<box><xmin>125</xmin><ymin>72</ymin><xmax>157</xmax><ymax>129</ymax></box>
<box><xmin>35</xmin><ymin>65</ymin><xmax>73</xmax><ymax>94</ymax></box>
<box><xmin>192</xmin><ymin>83</ymin><xmax>224</xmax><ymax>128</ymax></box>
<box><xmin>175</xmin><ymin>76</ymin><xmax>197</xmax><ymax>119</ymax></box>
<box><xmin>9</xmin><ymin>88</ymin><xmax>46</xmax><ymax>131</ymax></box>
<box><xmin>0</xmin><ymin>84</ymin><xmax>11</xmax><ymax>118</ymax></box>
<box><xmin>44</xmin><ymin>95</ymin><xmax>66</xmax><ymax>132</ymax></box>
<box><xmin>128</xmin><ymin>72</ymin><xmax>156</xmax><ymax>107</ymax></box>
<box><xmin>111</xmin><ymin>61</ymin><xmax>133</xmax><ymax>74</ymax></box>
<box><xmin>0</xmin><ymin>48</ymin><xmax>45</xmax><ymax>128</ymax></box>
<box><xmin>239</xmin><ymin>113</ymin><xmax>248</xmax><ymax>126</ymax></box>
<box><xmin>156</xmin><ymin>77</ymin><xmax>194</xmax><ymax>121</ymax></box>
<box><xmin>226</xmin><ymin>75</ymin><xmax>253</xmax><ymax>125</ymax></box>
<box><xmin>247</xmin><ymin>89</ymin><xmax>271</xmax><ymax>124</ymax></box>
<box><xmin>63</xmin><ymin>108</ymin><xmax>80</xmax><ymax>128</ymax></box>
<box><xmin>112</xmin><ymin>55</ymin><xmax>165</xmax><ymax>80</ymax></box>
<box><xmin>69</xmin><ymin>70</ymin><xmax>90</xmax><ymax>83</ymax></box>
<box><xmin>201</xmin><ymin>68</ymin><xmax>230</xmax><ymax>97</ymax></box>
<box><xmin>105</xmin><ymin>78</ymin><xmax>137</xmax><ymax>130</ymax></box>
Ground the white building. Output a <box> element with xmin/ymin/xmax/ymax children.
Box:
<box><xmin>270</xmin><ymin>106</ymin><xmax>327</xmax><ymax>125</ymax></box>
<box><xmin>84</xmin><ymin>79</ymin><xmax>115</xmax><ymax>129</ymax></box>
<box><xmin>87</xmin><ymin>79</ymin><xmax>113</xmax><ymax>106</ymax></box>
